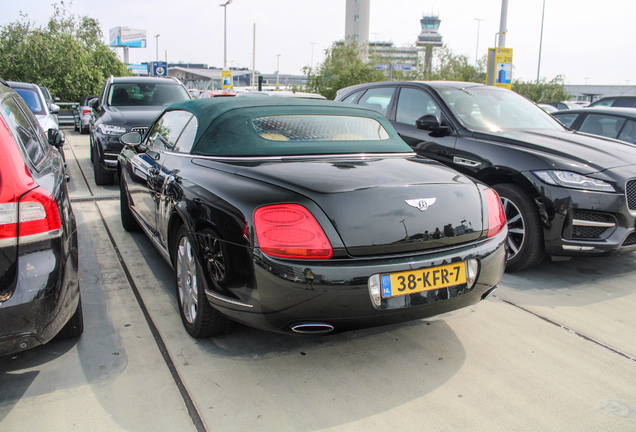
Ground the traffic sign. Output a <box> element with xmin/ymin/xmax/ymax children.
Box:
<box><xmin>153</xmin><ymin>62</ymin><xmax>167</xmax><ymax>76</ymax></box>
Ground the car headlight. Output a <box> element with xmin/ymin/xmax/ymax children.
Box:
<box><xmin>97</xmin><ymin>124</ymin><xmax>126</xmax><ymax>135</ymax></box>
<box><xmin>532</xmin><ymin>170</ymin><xmax>615</xmax><ymax>192</ymax></box>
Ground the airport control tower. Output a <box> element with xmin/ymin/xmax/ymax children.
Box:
<box><xmin>416</xmin><ymin>14</ymin><xmax>443</xmax><ymax>71</ymax></box>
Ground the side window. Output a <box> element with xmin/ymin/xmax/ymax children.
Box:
<box><xmin>173</xmin><ymin>116</ymin><xmax>199</xmax><ymax>153</ymax></box>
<box><xmin>615</xmin><ymin>99</ymin><xmax>636</xmax><ymax>108</ymax></box>
<box><xmin>592</xmin><ymin>99</ymin><xmax>613</xmax><ymax>107</ymax></box>
<box><xmin>340</xmin><ymin>90</ymin><xmax>363</xmax><ymax>104</ymax></box>
<box><xmin>357</xmin><ymin>87</ymin><xmax>394</xmax><ymax>117</ymax></box>
<box><xmin>2</xmin><ymin>96</ymin><xmax>48</xmax><ymax>167</ymax></box>
<box><xmin>553</xmin><ymin>113</ymin><xmax>579</xmax><ymax>128</ymax></box>
<box><xmin>618</xmin><ymin>120</ymin><xmax>636</xmax><ymax>144</ymax></box>
<box><xmin>396</xmin><ymin>87</ymin><xmax>441</xmax><ymax>125</ymax></box>
<box><xmin>147</xmin><ymin>110</ymin><xmax>194</xmax><ymax>151</ymax></box>
<box><xmin>579</xmin><ymin>114</ymin><xmax>625</xmax><ymax>138</ymax></box>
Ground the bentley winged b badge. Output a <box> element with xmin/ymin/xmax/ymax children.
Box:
<box><xmin>405</xmin><ymin>198</ymin><xmax>437</xmax><ymax>212</ymax></box>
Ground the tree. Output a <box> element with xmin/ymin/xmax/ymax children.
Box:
<box><xmin>405</xmin><ymin>46</ymin><xmax>486</xmax><ymax>83</ymax></box>
<box><xmin>512</xmin><ymin>75</ymin><xmax>569</xmax><ymax>103</ymax></box>
<box><xmin>0</xmin><ymin>1</ymin><xmax>130</xmax><ymax>101</ymax></box>
<box><xmin>304</xmin><ymin>38</ymin><xmax>386</xmax><ymax>100</ymax></box>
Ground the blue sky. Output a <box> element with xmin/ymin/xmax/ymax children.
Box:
<box><xmin>3</xmin><ymin>0</ymin><xmax>634</xmax><ymax>85</ymax></box>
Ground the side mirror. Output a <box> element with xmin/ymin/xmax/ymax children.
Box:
<box><xmin>47</xmin><ymin>128</ymin><xmax>65</xmax><ymax>148</ymax></box>
<box><xmin>415</xmin><ymin>114</ymin><xmax>441</xmax><ymax>130</ymax></box>
<box><xmin>49</xmin><ymin>103</ymin><xmax>60</xmax><ymax>114</ymax></box>
<box><xmin>88</xmin><ymin>98</ymin><xmax>99</xmax><ymax>109</ymax></box>
<box><xmin>53</xmin><ymin>96</ymin><xmax>60</xmax><ymax>102</ymax></box>
<box><xmin>120</xmin><ymin>131</ymin><xmax>142</xmax><ymax>146</ymax></box>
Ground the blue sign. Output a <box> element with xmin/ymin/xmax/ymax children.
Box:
<box><xmin>393</xmin><ymin>64</ymin><xmax>412</xmax><ymax>71</ymax></box>
<box><xmin>153</xmin><ymin>62</ymin><xmax>167</xmax><ymax>76</ymax></box>
<box><xmin>376</xmin><ymin>64</ymin><xmax>390</xmax><ymax>70</ymax></box>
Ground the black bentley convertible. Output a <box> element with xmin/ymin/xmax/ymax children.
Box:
<box><xmin>117</xmin><ymin>98</ymin><xmax>507</xmax><ymax>338</ymax></box>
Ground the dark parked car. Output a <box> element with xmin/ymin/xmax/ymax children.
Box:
<box><xmin>74</xmin><ymin>95</ymin><xmax>97</xmax><ymax>134</ymax></box>
<box><xmin>335</xmin><ymin>81</ymin><xmax>636</xmax><ymax>271</ymax></box>
<box><xmin>552</xmin><ymin>107</ymin><xmax>636</xmax><ymax>144</ymax></box>
<box><xmin>589</xmin><ymin>96</ymin><xmax>636</xmax><ymax>108</ymax></box>
<box><xmin>117</xmin><ymin>97</ymin><xmax>507</xmax><ymax>337</ymax></box>
<box><xmin>89</xmin><ymin>76</ymin><xmax>191</xmax><ymax>185</ymax></box>
<box><xmin>0</xmin><ymin>79</ymin><xmax>82</xmax><ymax>356</ymax></box>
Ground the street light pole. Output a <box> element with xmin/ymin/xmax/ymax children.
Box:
<box><xmin>310</xmin><ymin>42</ymin><xmax>316</xmax><ymax>69</ymax></box>
<box><xmin>220</xmin><ymin>0</ymin><xmax>232</xmax><ymax>70</ymax></box>
<box><xmin>536</xmin><ymin>0</ymin><xmax>546</xmax><ymax>83</ymax></box>
<box><xmin>155</xmin><ymin>34</ymin><xmax>160</xmax><ymax>62</ymax></box>
<box><xmin>474</xmin><ymin>19</ymin><xmax>484</xmax><ymax>67</ymax></box>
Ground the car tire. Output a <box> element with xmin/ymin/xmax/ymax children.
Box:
<box><xmin>174</xmin><ymin>225</ymin><xmax>234</xmax><ymax>338</ymax></box>
<box><xmin>493</xmin><ymin>183</ymin><xmax>546</xmax><ymax>272</ymax></box>
<box><xmin>89</xmin><ymin>139</ymin><xmax>94</xmax><ymax>163</ymax></box>
<box><xmin>93</xmin><ymin>148</ymin><xmax>114</xmax><ymax>185</ymax></box>
<box><xmin>74</xmin><ymin>120</ymin><xmax>79</xmax><ymax>132</ymax></box>
<box><xmin>80</xmin><ymin>126</ymin><xmax>88</xmax><ymax>135</ymax></box>
<box><xmin>120</xmin><ymin>174</ymin><xmax>140</xmax><ymax>231</ymax></box>
<box><xmin>54</xmin><ymin>294</ymin><xmax>84</xmax><ymax>340</ymax></box>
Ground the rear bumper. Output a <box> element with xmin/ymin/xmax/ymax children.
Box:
<box><xmin>0</xmin><ymin>236</ymin><xmax>80</xmax><ymax>357</ymax></box>
<box><xmin>206</xmin><ymin>230</ymin><xmax>507</xmax><ymax>334</ymax></box>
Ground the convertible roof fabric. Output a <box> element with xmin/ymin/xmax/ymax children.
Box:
<box><xmin>164</xmin><ymin>97</ymin><xmax>413</xmax><ymax>157</ymax></box>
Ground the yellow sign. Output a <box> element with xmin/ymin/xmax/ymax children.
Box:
<box><xmin>487</xmin><ymin>47</ymin><xmax>513</xmax><ymax>90</ymax></box>
<box><xmin>222</xmin><ymin>70</ymin><xmax>232</xmax><ymax>89</ymax></box>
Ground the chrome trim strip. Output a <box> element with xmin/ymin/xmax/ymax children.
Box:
<box><xmin>453</xmin><ymin>156</ymin><xmax>481</xmax><ymax>167</ymax></box>
<box><xmin>205</xmin><ymin>290</ymin><xmax>254</xmax><ymax>308</ymax></box>
<box><xmin>170</xmin><ymin>152</ymin><xmax>417</xmax><ymax>162</ymax></box>
<box><xmin>104</xmin><ymin>160</ymin><xmax>118</xmax><ymax>167</ymax></box>
<box><xmin>562</xmin><ymin>245</ymin><xmax>595</xmax><ymax>251</ymax></box>
<box><xmin>0</xmin><ymin>237</ymin><xmax>17</xmax><ymax>248</ymax></box>
<box><xmin>572</xmin><ymin>219</ymin><xmax>615</xmax><ymax>228</ymax></box>
<box><xmin>19</xmin><ymin>229</ymin><xmax>63</xmax><ymax>245</ymax></box>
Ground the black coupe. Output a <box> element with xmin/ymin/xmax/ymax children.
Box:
<box><xmin>117</xmin><ymin>98</ymin><xmax>507</xmax><ymax>338</ymax></box>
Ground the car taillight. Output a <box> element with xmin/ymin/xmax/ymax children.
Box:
<box><xmin>254</xmin><ymin>204</ymin><xmax>333</xmax><ymax>259</ymax></box>
<box><xmin>0</xmin><ymin>187</ymin><xmax>62</xmax><ymax>245</ymax></box>
<box><xmin>82</xmin><ymin>109</ymin><xmax>91</xmax><ymax>116</ymax></box>
<box><xmin>484</xmin><ymin>188</ymin><xmax>506</xmax><ymax>238</ymax></box>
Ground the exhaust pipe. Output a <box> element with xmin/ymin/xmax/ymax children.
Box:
<box><xmin>290</xmin><ymin>323</ymin><xmax>335</xmax><ymax>334</ymax></box>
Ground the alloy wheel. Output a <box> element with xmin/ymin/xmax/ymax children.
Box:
<box><xmin>501</xmin><ymin>197</ymin><xmax>525</xmax><ymax>261</ymax></box>
<box><xmin>177</xmin><ymin>236</ymin><xmax>198</xmax><ymax>324</ymax></box>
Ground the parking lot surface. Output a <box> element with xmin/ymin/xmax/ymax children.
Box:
<box><xmin>1</xmin><ymin>130</ymin><xmax>635</xmax><ymax>431</ymax></box>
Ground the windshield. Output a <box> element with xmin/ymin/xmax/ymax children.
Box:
<box><xmin>14</xmin><ymin>88</ymin><xmax>44</xmax><ymax>115</ymax></box>
<box><xmin>108</xmin><ymin>83</ymin><xmax>190</xmax><ymax>107</ymax></box>
<box><xmin>437</xmin><ymin>86</ymin><xmax>565</xmax><ymax>132</ymax></box>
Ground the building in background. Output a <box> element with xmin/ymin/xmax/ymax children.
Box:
<box><xmin>345</xmin><ymin>0</ymin><xmax>370</xmax><ymax>44</ymax></box>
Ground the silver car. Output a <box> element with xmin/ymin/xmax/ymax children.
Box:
<box><xmin>7</xmin><ymin>81</ymin><xmax>60</xmax><ymax>133</ymax></box>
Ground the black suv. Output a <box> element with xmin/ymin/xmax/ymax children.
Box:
<box><xmin>336</xmin><ymin>81</ymin><xmax>636</xmax><ymax>271</ymax></box>
<box><xmin>89</xmin><ymin>76</ymin><xmax>191</xmax><ymax>185</ymax></box>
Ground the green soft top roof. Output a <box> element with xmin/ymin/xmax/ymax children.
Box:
<box><xmin>163</xmin><ymin>97</ymin><xmax>413</xmax><ymax>157</ymax></box>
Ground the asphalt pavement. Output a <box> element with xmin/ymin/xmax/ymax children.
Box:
<box><xmin>1</xmin><ymin>130</ymin><xmax>635</xmax><ymax>432</ymax></box>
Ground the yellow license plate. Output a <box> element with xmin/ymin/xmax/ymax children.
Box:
<box><xmin>381</xmin><ymin>262</ymin><xmax>467</xmax><ymax>298</ymax></box>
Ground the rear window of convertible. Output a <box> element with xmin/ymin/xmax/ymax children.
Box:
<box><xmin>192</xmin><ymin>111</ymin><xmax>411</xmax><ymax>157</ymax></box>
